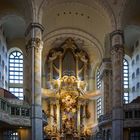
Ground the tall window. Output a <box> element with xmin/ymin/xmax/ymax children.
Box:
<box><xmin>96</xmin><ymin>70</ymin><xmax>101</xmax><ymax>89</ymax></box>
<box><xmin>123</xmin><ymin>59</ymin><xmax>129</xmax><ymax>104</ymax></box>
<box><xmin>9</xmin><ymin>50</ymin><xmax>23</xmax><ymax>100</ymax></box>
<box><xmin>136</xmin><ymin>55</ymin><xmax>139</xmax><ymax>62</ymax></box>
<box><xmin>97</xmin><ymin>97</ymin><xmax>102</xmax><ymax>118</ymax></box>
<box><xmin>96</xmin><ymin>69</ymin><xmax>102</xmax><ymax>118</ymax></box>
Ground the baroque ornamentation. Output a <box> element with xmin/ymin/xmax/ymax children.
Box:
<box><xmin>43</xmin><ymin>38</ymin><xmax>94</xmax><ymax>139</ymax></box>
<box><xmin>110</xmin><ymin>45</ymin><xmax>124</xmax><ymax>55</ymax></box>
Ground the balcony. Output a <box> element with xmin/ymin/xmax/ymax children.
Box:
<box><xmin>98</xmin><ymin>113</ymin><xmax>112</xmax><ymax>126</ymax></box>
<box><xmin>0</xmin><ymin>88</ymin><xmax>48</xmax><ymax>127</ymax></box>
<box><xmin>124</xmin><ymin>103</ymin><xmax>140</xmax><ymax>128</ymax></box>
<box><xmin>0</xmin><ymin>96</ymin><xmax>31</xmax><ymax>127</ymax></box>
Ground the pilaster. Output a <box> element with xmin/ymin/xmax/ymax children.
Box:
<box><xmin>100</xmin><ymin>58</ymin><xmax>112</xmax><ymax>115</ymax></box>
<box><xmin>77</xmin><ymin>102</ymin><xmax>81</xmax><ymax>132</ymax></box>
<box><xmin>110</xmin><ymin>30</ymin><xmax>124</xmax><ymax>140</ymax></box>
<box><xmin>50</xmin><ymin>102</ymin><xmax>54</xmax><ymax>127</ymax></box>
<box><xmin>26</xmin><ymin>23</ymin><xmax>44</xmax><ymax>140</ymax></box>
<box><xmin>56</xmin><ymin>100</ymin><xmax>60</xmax><ymax>131</ymax></box>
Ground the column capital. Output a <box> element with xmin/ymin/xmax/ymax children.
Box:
<box><xmin>25</xmin><ymin>22</ymin><xmax>44</xmax><ymax>37</ymax></box>
<box><xmin>26</xmin><ymin>37</ymin><xmax>43</xmax><ymax>52</ymax></box>
<box><xmin>110</xmin><ymin>30</ymin><xmax>124</xmax><ymax>47</ymax></box>
<box><xmin>110</xmin><ymin>45</ymin><xmax>124</xmax><ymax>55</ymax></box>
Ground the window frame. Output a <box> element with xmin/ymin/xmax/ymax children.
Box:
<box><xmin>123</xmin><ymin>59</ymin><xmax>129</xmax><ymax>104</ymax></box>
<box><xmin>96</xmin><ymin>70</ymin><xmax>101</xmax><ymax>90</ymax></box>
<box><xmin>97</xmin><ymin>97</ymin><xmax>102</xmax><ymax>118</ymax></box>
<box><xmin>8</xmin><ymin>50</ymin><xmax>23</xmax><ymax>100</ymax></box>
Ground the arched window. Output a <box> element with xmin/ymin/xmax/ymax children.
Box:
<box><xmin>96</xmin><ymin>69</ymin><xmax>102</xmax><ymax>118</ymax></box>
<box><xmin>97</xmin><ymin>97</ymin><xmax>102</xmax><ymax>118</ymax></box>
<box><xmin>136</xmin><ymin>68</ymin><xmax>140</xmax><ymax>75</ymax></box>
<box><xmin>132</xmin><ymin>86</ymin><xmax>135</xmax><ymax>92</ymax></box>
<box><xmin>136</xmin><ymin>54</ymin><xmax>139</xmax><ymax>62</ymax></box>
<box><xmin>123</xmin><ymin>59</ymin><xmax>129</xmax><ymax>104</ymax></box>
<box><xmin>96</xmin><ymin>70</ymin><xmax>101</xmax><ymax>90</ymax></box>
<box><xmin>136</xmin><ymin>82</ymin><xmax>140</xmax><ymax>89</ymax></box>
<box><xmin>132</xmin><ymin>72</ymin><xmax>135</xmax><ymax>79</ymax></box>
<box><xmin>131</xmin><ymin>59</ymin><xmax>135</xmax><ymax>66</ymax></box>
<box><xmin>9</xmin><ymin>50</ymin><xmax>23</xmax><ymax>100</ymax></box>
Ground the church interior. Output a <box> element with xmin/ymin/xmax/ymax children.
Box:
<box><xmin>0</xmin><ymin>0</ymin><xmax>140</xmax><ymax>140</ymax></box>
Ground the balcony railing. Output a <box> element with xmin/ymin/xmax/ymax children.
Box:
<box><xmin>124</xmin><ymin>103</ymin><xmax>140</xmax><ymax>127</ymax></box>
<box><xmin>0</xmin><ymin>96</ymin><xmax>48</xmax><ymax>127</ymax></box>
<box><xmin>0</xmin><ymin>96</ymin><xmax>31</xmax><ymax>126</ymax></box>
<box><xmin>98</xmin><ymin>113</ymin><xmax>112</xmax><ymax>125</ymax></box>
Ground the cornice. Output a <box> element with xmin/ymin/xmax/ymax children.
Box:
<box><xmin>25</xmin><ymin>22</ymin><xmax>44</xmax><ymax>36</ymax></box>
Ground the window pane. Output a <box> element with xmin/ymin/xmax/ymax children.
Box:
<box><xmin>9</xmin><ymin>50</ymin><xmax>23</xmax><ymax>100</ymax></box>
<box><xmin>96</xmin><ymin>70</ymin><xmax>101</xmax><ymax>89</ymax></box>
<box><xmin>123</xmin><ymin>59</ymin><xmax>129</xmax><ymax>104</ymax></box>
<box><xmin>97</xmin><ymin>97</ymin><xmax>102</xmax><ymax>118</ymax></box>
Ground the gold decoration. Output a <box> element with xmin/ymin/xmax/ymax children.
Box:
<box><xmin>43</xmin><ymin>38</ymin><xmax>93</xmax><ymax>139</ymax></box>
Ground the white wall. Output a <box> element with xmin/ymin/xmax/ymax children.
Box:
<box><xmin>129</xmin><ymin>39</ymin><xmax>140</xmax><ymax>102</ymax></box>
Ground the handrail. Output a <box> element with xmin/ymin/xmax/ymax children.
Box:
<box><xmin>98</xmin><ymin>113</ymin><xmax>112</xmax><ymax>123</ymax></box>
<box><xmin>0</xmin><ymin>96</ymin><xmax>30</xmax><ymax>117</ymax></box>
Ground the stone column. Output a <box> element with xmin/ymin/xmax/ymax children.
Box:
<box><xmin>76</xmin><ymin>55</ymin><xmax>79</xmax><ymax>79</ymax></box>
<box><xmin>110</xmin><ymin>30</ymin><xmax>124</xmax><ymax>140</ymax></box>
<box><xmin>56</xmin><ymin>100</ymin><xmax>60</xmax><ymax>131</ymax></box>
<box><xmin>26</xmin><ymin>23</ymin><xmax>44</xmax><ymax>140</ymax></box>
<box><xmin>100</xmin><ymin>58</ymin><xmax>112</xmax><ymax>114</ymax></box>
<box><xmin>83</xmin><ymin>104</ymin><xmax>86</xmax><ymax>126</ymax></box>
<box><xmin>77</xmin><ymin>103</ymin><xmax>81</xmax><ymax>132</ymax></box>
<box><xmin>59</xmin><ymin>55</ymin><xmax>62</xmax><ymax>79</ymax></box>
<box><xmin>50</xmin><ymin>103</ymin><xmax>54</xmax><ymax>127</ymax></box>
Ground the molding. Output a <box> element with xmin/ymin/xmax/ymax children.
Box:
<box><xmin>110</xmin><ymin>44</ymin><xmax>124</xmax><ymax>55</ymax></box>
<box><xmin>26</xmin><ymin>37</ymin><xmax>43</xmax><ymax>52</ymax></box>
<box><xmin>110</xmin><ymin>30</ymin><xmax>123</xmax><ymax>37</ymax></box>
<box><xmin>42</xmin><ymin>28</ymin><xmax>104</xmax><ymax>60</ymax></box>
<box><xmin>110</xmin><ymin>30</ymin><xmax>124</xmax><ymax>47</ymax></box>
<box><xmin>25</xmin><ymin>22</ymin><xmax>44</xmax><ymax>36</ymax></box>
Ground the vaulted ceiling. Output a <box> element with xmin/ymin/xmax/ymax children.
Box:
<box><xmin>0</xmin><ymin>0</ymin><xmax>140</xmax><ymax>60</ymax></box>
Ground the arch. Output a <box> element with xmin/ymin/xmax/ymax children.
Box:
<box><xmin>42</xmin><ymin>28</ymin><xmax>103</xmax><ymax>86</ymax></box>
<box><xmin>8</xmin><ymin>47</ymin><xmax>23</xmax><ymax>57</ymax></box>
<box><xmin>43</xmin><ymin>28</ymin><xmax>103</xmax><ymax>63</ymax></box>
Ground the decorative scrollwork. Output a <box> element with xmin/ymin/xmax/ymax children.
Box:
<box><xmin>26</xmin><ymin>37</ymin><xmax>43</xmax><ymax>53</ymax></box>
<box><xmin>110</xmin><ymin>45</ymin><xmax>124</xmax><ymax>55</ymax></box>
